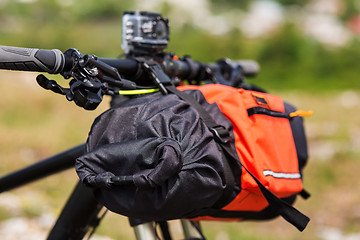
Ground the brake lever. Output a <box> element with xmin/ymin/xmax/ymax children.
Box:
<box><xmin>36</xmin><ymin>74</ymin><xmax>69</xmax><ymax>95</ymax></box>
<box><xmin>42</xmin><ymin>48</ymin><xmax>137</xmax><ymax>110</ymax></box>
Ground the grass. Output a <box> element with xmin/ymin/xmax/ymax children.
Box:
<box><xmin>1</xmin><ymin>71</ymin><xmax>360</xmax><ymax>239</ymax></box>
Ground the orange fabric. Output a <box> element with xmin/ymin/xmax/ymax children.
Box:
<box><xmin>178</xmin><ymin>84</ymin><xmax>302</xmax><ymax>215</ymax></box>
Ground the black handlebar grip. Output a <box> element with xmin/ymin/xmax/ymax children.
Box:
<box><xmin>0</xmin><ymin>45</ymin><xmax>65</xmax><ymax>74</ymax></box>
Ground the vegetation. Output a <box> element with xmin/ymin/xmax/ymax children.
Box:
<box><xmin>0</xmin><ymin>0</ymin><xmax>360</xmax><ymax>91</ymax></box>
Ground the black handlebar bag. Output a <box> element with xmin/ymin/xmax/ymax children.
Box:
<box><xmin>75</xmin><ymin>85</ymin><xmax>310</xmax><ymax>231</ymax></box>
<box><xmin>76</xmin><ymin>90</ymin><xmax>237</xmax><ymax>220</ymax></box>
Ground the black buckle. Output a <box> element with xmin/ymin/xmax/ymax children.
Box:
<box><xmin>142</xmin><ymin>61</ymin><xmax>172</xmax><ymax>95</ymax></box>
<box><xmin>209</xmin><ymin>126</ymin><xmax>232</xmax><ymax>144</ymax></box>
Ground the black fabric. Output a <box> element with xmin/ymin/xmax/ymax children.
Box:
<box><xmin>76</xmin><ymin>138</ymin><xmax>182</xmax><ymax>189</ymax></box>
<box><xmin>165</xmin><ymin>85</ymin><xmax>221</xmax><ymax>130</ymax></box>
<box><xmin>284</xmin><ymin>102</ymin><xmax>309</xmax><ymax>172</ymax></box>
<box><xmin>76</xmin><ymin>91</ymin><xmax>238</xmax><ymax>220</ymax></box>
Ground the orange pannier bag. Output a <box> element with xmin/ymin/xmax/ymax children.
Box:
<box><xmin>176</xmin><ymin>84</ymin><xmax>310</xmax><ymax>230</ymax></box>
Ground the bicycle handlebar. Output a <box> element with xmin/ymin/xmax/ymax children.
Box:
<box><xmin>0</xmin><ymin>45</ymin><xmax>66</xmax><ymax>74</ymax></box>
<box><xmin>0</xmin><ymin>45</ymin><xmax>259</xmax><ymax>81</ymax></box>
<box><xmin>0</xmin><ymin>45</ymin><xmax>260</xmax><ymax>110</ymax></box>
<box><xmin>0</xmin><ymin>46</ymin><xmax>190</xmax><ymax>80</ymax></box>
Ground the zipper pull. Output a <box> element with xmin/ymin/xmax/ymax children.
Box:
<box><xmin>289</xmin><ymin>110</ymin><xmax>314</xmax><ymax>118</ymax></box>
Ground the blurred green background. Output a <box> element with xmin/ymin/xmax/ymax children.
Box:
<box><xmin>1</xmin><ymin>0</ymin><xmax>360</xmax><ymax>239</ymax></box>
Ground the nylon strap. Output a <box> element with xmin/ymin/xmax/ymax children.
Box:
<box><xmin>247</xmin><ymin>107</ymin><xmax>291</xmax><ymax>119</ymax></box>
<box><xmin>165</xmin><ymin>85</ymin><xmax>222</xmax><ymax>130</ymax></box>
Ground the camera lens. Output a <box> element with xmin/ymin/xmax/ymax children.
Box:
<box><xmin>154</xmin><ymin>20</ymin><xmax>168</xmax><ymax>39</ymax></box>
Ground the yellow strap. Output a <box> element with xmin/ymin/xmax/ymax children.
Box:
<box><xmin>119</xmin><ymin>88</ymin><xmax>159</xmax><ymax>95</ymax></box>
<box><xmin>289</xmin><ymin>110</ymin><xmax>314</xmax><ymax>118</ymax></box>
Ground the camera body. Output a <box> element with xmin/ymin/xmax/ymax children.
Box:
<box><xmin>121</xmin><ymin>11</ymin><xmax>169</xmax><ymax>56</ymax></box>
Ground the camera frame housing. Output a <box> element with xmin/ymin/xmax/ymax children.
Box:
<box><xmin>121</xmin><ymin>11</ymin><xmax>170</xmax><ymax>55</ymax></box>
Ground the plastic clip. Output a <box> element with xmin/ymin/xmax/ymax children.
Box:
<box><xmin>209</xmin><ymin>126</ymin><xmax>232</xmax><ymax>144</ymax></box>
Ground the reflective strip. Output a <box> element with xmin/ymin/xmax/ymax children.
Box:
<box><xmin>119</xmin><ymin>88</ymin><xmax>159</xmax><ymax>95</ymax></box>
<box><xmin>263</xmin><ymin>170</ymin><xmax>301</xmax><ymax>179</ymax></box>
